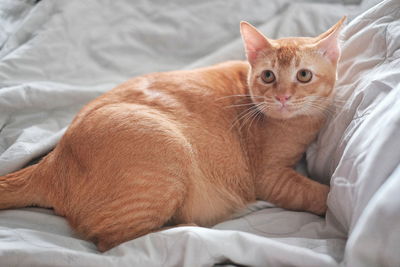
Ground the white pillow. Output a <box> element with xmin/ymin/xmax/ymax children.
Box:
<box><xmin>307</xmin><ymin>0</ymin><xmax>400</xmax><ymax>266</ymax></box>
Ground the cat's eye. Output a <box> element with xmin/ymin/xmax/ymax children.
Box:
<box><xmin>296</xmin><ymin>69</ymin><xmax>312</xmax><ymax>83</ymax></box>
<box><xmin>261</xmin><ymin>70</ymin><xmax>275</xmax><ymax>84</ymax></box>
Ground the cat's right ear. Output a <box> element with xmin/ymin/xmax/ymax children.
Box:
<box><xmin>240</xmin><ymin>21</ymin><xmax>273</xmax><ymax>64</ymax></box>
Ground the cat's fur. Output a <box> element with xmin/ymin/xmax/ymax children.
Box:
<box><xmin>0</xmin><ymin>18</ymin><xmax>345</xmax><ymax>251</ymax></box>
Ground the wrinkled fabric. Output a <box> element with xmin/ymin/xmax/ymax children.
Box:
<box><xmin>1</xmin><ymin>0</ymin><xmax>398</xmax><ymax>266</ymax></box>
<box><xmin>307</xmin><ymin>0</ymin><xmax>400</xmax><ymax>266</ymax></box>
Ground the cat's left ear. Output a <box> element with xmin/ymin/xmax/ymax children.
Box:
<box><xmin>240</xmin><ymin>21</ymin><xmax>273</xmax><ymax>64</ymax></box>
<box><xmin>315</xmin><ymin>16</ymin><xmax>346</xmax><ymax>64</ymax></box>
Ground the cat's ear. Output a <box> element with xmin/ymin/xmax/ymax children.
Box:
<box><xmin>240</xmin><ymin>21</ymin><xmax>273</xmax><ymax>64</ymax></box>
<box><xmin>315</xmin><ymin>16</ymin><xmax>346</xmax><ymax>64</ymax></box>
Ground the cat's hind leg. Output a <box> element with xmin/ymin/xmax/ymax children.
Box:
<box><xmin>81</xmin><ymin>174</ymin><xmax>187</xmax><ymax>252</ymax></box>
<box><xmin>61</xmin><ymin>104</ymin><xmax>194</xmax><ymax>252</ymax></box>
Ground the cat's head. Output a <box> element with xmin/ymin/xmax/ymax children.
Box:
<box><xmin>240</xmin><ymin>17</ymin><xmax>345</xmax><ymax>120</ymax></box>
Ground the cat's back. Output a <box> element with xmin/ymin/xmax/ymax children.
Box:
<box><xmin>74</xmin><ymin>61</ymin><xmax>249</xmax><ymax>123</ymax></box>
<box><xmin>81</xmin><ymin>60</ymin><xmax>251</xmax><ymax>143</ymax></box>
<box><xmin>62</xmin><ymin>60</ymin><xmax>254</xmax><ymax>225</ymax></box>
<box><xmin>113</xmin><ymin>60</ymin><xmax>249</xmax><ymax>110</ymax></box>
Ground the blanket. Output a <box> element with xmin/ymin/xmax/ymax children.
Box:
<box><xmin>1</xmin><ymin>0</ymin><xmax>399</xmax><ymax>266</ymax></box>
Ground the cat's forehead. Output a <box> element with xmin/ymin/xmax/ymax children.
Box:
<box><xmin>275</xmin><ymin>46</ymin><xmax>298</xmax><ymax>67</ymax></box>
<box><xmin>258</xmin><ymin>38</ymin><xmax>317</xmax><ymax>68</ymax></box>
<box><xmin>258</xmin><ymin>47</ymin><xmax>301</xmax><ymax>68</ymax></box>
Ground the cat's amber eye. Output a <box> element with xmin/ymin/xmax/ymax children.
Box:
<box><xmin>296</xmin><ymin>69</ymin><xmax>313</xmax><ymax>83</ymax></box>
<box><xmin>261</xmin><ymin>70</ymin><xmax>275</xmax><ymax>84</ymax></box>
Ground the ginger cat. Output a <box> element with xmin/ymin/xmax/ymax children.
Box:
<box><xmin>0</xmin><ymin>18</ymin><xmax>345</xmax><ymax>251</ymax></box>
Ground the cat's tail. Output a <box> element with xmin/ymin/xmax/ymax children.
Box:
<box><xmin>0</xmin><ymin>164</ymin><xmax>49</xmax><ymax>210</ymax></box>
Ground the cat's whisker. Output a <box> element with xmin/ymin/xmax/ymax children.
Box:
<box><xmin>234</xmin><ymin>102</ymin><xmax>264</xmax><ymax>133</ymax></box>
<box><xmin>235</xmin><ymin>108</ymin><xmax>256</xmax><ymax>133</ymax></box>
<box><xmin>243</xmin><ymin>102</ymin><xmax>264</xmax><ymax>119</ymax></box>
<box><xmin>216</xmin><ymin>94</ymin><xmax>264</xmax><ymax>101</ymax></box>
<box><xmin>287</xmin><ymin>102</ymin><xmax>330</xmax><ymax>120</ymax></box>
<box><xmin>242</xmin><ymin>108</ymin><xmax>260</xmax><ymax>135</ymax></box>
<box><xmin>235</xmin><ymin>104</ymin><xmax>259</xmax><ymax>120</ymax></box>
<box><xmin>288</xmin><ymin>96</ymin><xmax>342</xmax><ymax>119</ymax></box>
<box><xmin>224</xmin><ymin>102</ymin><xmax>257</xmax><ymax>109</ymax></box>
<box><xmin>246</xmin><ymin>104</ymin><xmax>265</xmax><ymax>136</ymax></box>
<box><xmin>259</xmin><ymin>104</ymin><xmax>274</xmax><ymax>121</ymax></box>
<box><xmin>305</xmin><ymin>103</ymin><xmax>336</xmax><ymax>119</ymax></box>
<box><xmin>239</xmin><ymin>108</ymin><xmax>259</xmax><ymax>134</ymax></box>
<box><xmin>305</xmin><ymin>95</ymin><xmax>348</xmax><ymax>107</ymax></box>
<box><xmin>230</xmin><ymin>104</ymin><xmax>259</xmax><ymax>131</ymax></box>
<box><xmin>300</xmin><ymin>108</ymin><xmax>317</xmax><ymax>121</ymax></box>
<box><xmin>245</xmin><ymin>106</ymin><xmax>264</xmax><ymax>133</ymax></box>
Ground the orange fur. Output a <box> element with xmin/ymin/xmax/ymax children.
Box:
<box><xmin>0</xmin><ymin>18</ymin><xmax>345</xmax><ymax>251</ymax></box>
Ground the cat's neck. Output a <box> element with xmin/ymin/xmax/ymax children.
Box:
<box><xmin>239</xmin><ymin>105</ymin><xmax>326</xmax><ymax>177</ymax></box>
<box><xmin>264</xmin><ymin>114</ymin><xmax>326</xmax><ymax>131</ymax></box>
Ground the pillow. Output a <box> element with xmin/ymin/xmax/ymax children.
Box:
<box><xmin>307</xmin><ymin>0</ymin><xmax>400</xmax><ymax>266</ymax></box>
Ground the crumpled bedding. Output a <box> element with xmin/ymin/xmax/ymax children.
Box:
<box><xmin>1</xmin><ymin>0</ymin><xmax>399</xmax><ymax>266</ymax></box>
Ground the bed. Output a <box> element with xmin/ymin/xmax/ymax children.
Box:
<box><xmin>0</xmin><ymin>0</ymin><xmax>399</xmax><ymax>266</ymax></box>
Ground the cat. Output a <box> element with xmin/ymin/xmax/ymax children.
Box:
<box><xmin>0</xmin><ymin>17</ymin><xmax>345</xmax><ymax>251</ymax></box>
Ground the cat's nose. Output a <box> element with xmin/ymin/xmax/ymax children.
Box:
<box><xmin>275</xmin><ymin>95</ymin><xmax>291</xmax><ymax>104</ymax></box>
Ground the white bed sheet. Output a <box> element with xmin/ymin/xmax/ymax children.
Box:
<box><xmin>1</xmin><ymin>0</ymin><xmax>399</xmax><ymax>266</ymax></box>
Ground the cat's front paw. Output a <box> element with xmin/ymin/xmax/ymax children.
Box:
<box><xmin>309</xmin><ymin>184</ymin><xmax>330</xmax><ymax>216</ymax></box>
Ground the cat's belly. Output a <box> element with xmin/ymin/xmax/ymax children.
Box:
<box><xmin>174</xmin><ymin>128</ymin><xmax>255</xmax><ymax>226</ymax></box>
<box><xmin>177</xmin><ymin>175</ymin><xmax>252</xmax><ymax>226</ymax></box>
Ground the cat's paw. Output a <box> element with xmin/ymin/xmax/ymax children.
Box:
<box><xmin>309</xmin><ymin>184</ymin><xmax>330</xmax><ymax>216</ymax></box>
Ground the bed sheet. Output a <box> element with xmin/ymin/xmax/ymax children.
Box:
<box><xmin>2</xmin><ymin>0</ymin><xmax>398</xmax><ymax>266</ymax></box>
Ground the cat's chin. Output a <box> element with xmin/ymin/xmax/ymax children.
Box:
<box><xmin>266</xmin><ymin>112</ymin><xmax>297</xmax><ymax>120</ymax></box>
<box><xmin>263</xmin><ymin>107</ymin><xmax>301</xmax><ymax>120</ymax></box>
<box><xmin>264</xmin><ymin>108</ymin><xmax>324</xmax><ymax>120</ymax></box>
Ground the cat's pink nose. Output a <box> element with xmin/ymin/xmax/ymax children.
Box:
<box><xmin>275</xmin><ymin>95</ymin><xmax>291</xmax><ymax>104</ymax></box>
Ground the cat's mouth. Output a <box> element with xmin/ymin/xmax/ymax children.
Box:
<box><xmin>273</xmin><ymin>100</ymin><xmax>294</xmax><ymax>112</ymax></box>
<box><xmin>263</xmin><ymin>102</ymin><xmax>300</xmax><ymax>119</ymax></box>
<box><xmin>278</xmin><ymin>104</ymin><xmax>291</xmax><ymax>112</ymax></box>
<box><xmin>277</xmin><ymin>105</ymin><xmax>295</xmax><ymax>117</ymax></box>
